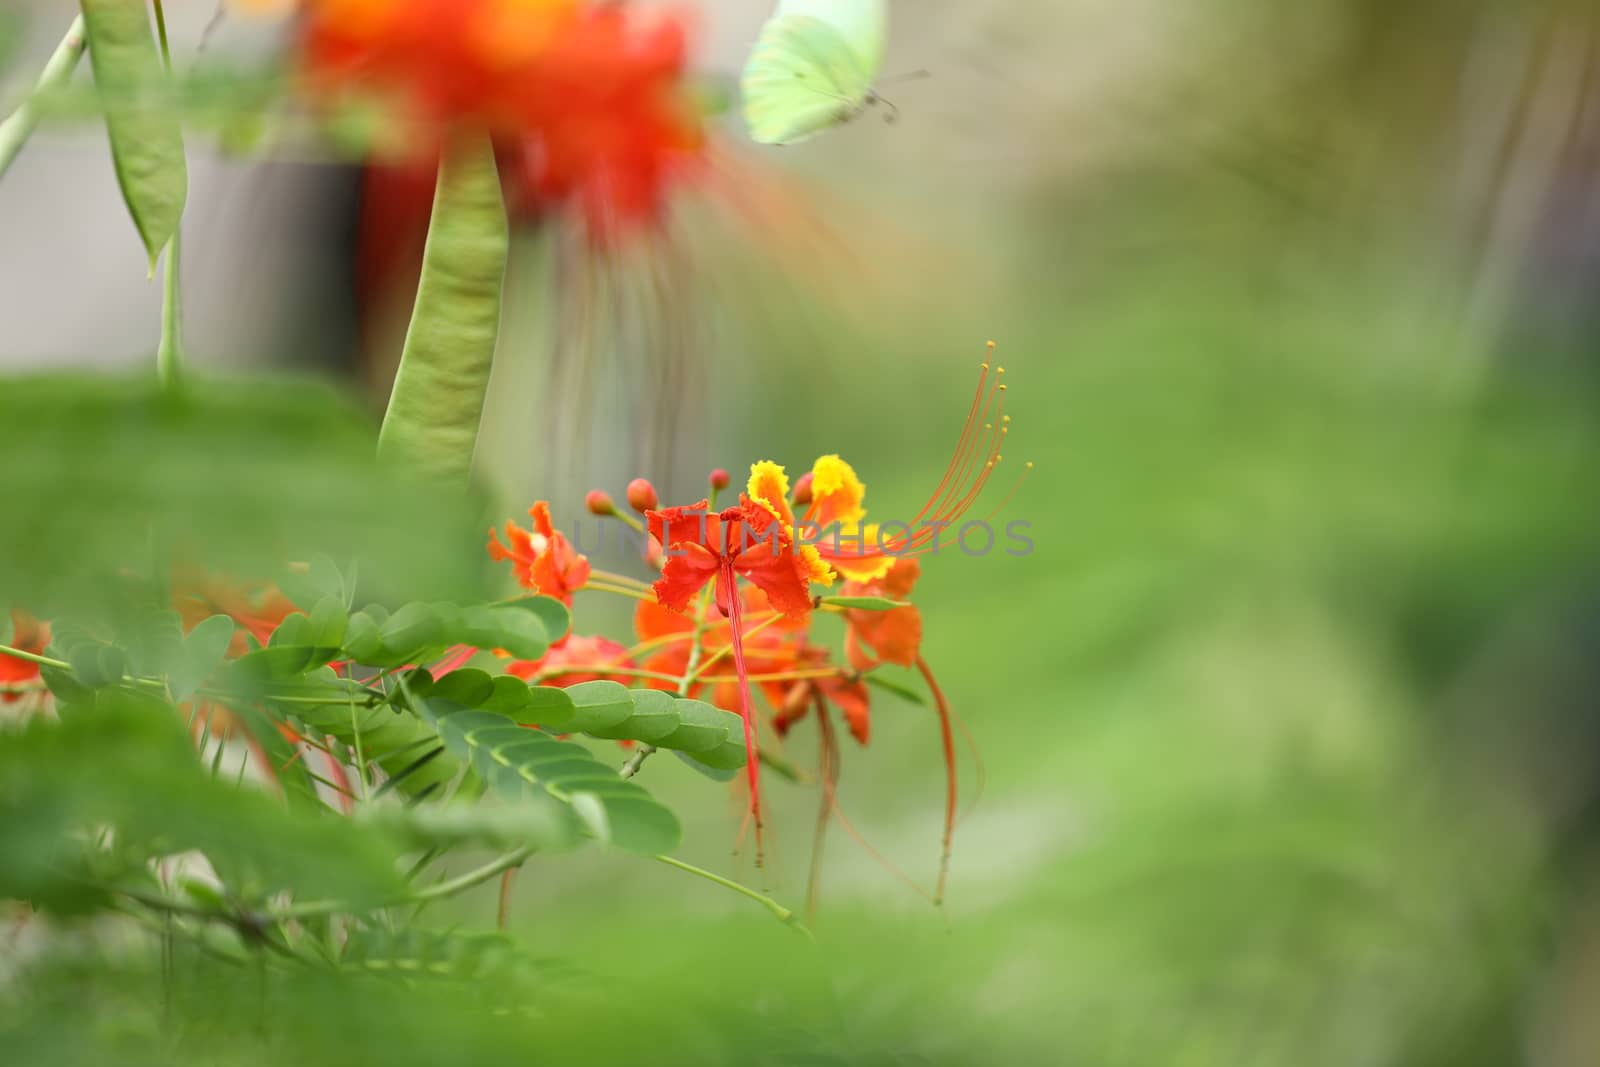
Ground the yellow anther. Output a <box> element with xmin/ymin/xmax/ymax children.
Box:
<box><xmin>980</xmin><ymin>362</ymin><xmax>990</xmax><ymax>370</ymax></box>
<box><xmin>1026</xmin><ymin>461</ymin><xmax>1035</xmax><ymax>469</ymax></box>
<box><xmin>986</xmin><ymin>340</ymin><xmax>996</xmax><ymax>349</ymax></box>
<box><xmin>998</xmin><ymin>384</ymin><xmax>1007</xmax><ymax>391</ymax></box>
<box><xmin>997</xmin><ymin>366</ymin><xmax>1005</xmax><ymax>374</ymax></box>
<box><xmin>1002</xmin><ymin>415</ymin><xmax>1010</xmax><ymax>423</ymax></box>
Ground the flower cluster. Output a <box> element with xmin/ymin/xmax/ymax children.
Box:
<box><xmin>300</xmin><ymin>0</ymin><xmax>703</xmax><ymax>237</ymax></box>
<box><xmin>490</xmin><ymin>349</ymin><xmax>1027</xmax><ymax>893</ymax></box>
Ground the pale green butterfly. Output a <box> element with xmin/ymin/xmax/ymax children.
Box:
<box><xmin>741</xmin><ymin>0</ymin><xmax>890</xmax><ymax>145</ymax></box>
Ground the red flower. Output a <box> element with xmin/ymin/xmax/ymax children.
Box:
<box><xmin>173</xmin><ymin>571</ymin><xmax>298</xmax><ymax>657</ymax></box>
<box><xmin>647</xmin><ymin>495</ymin><xmax>832</xmax><ymax>620</ymax></box>
<box><xmin>633</xmin><ymin>586</ymin><xmax>806</xmax><ymax>707</ymax></box>
<box><xmin>1</xmin><ymin>610</ymin><xmax>49</xmax><ymax>703</ymax></box>
<box><xmin>488</xmin><ymin>501</ymin><xmax>591</xmax><ymax>605</ymax></box>
<box><xmin>300</xmin><ymin>0</ymin><xmax>565</xmax><ymax>131</ymax></box>
<box><xmin>769</xmin><ymin>646</ymin><xmax>873</xmax><ymax>746</ymax></box>
<box><xmin>303</xmin><ymin>0</ymin><xmax>702</xmax><ymax>241</ymax></box>
<box><xmin>501</xmin><ymin>6</ymin><xmax>702</xmax><ymax>240</ymax></box>
<box><xmin>508</xmin><ymin>633</ymin><xmax>633</xmax><ymax>687</ymax></box>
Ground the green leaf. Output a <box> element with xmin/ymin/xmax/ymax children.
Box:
<box><xmin>0</xmin><ymin>376</ymin><xmax>493</xmax><ymax>617</ymax></box>
<box><xmin>358</xmin><ymin>799</ymin><xmax>574</xmax><ymax>853</ymax></box>
<box><xmin>65</xmin><ymin>642</ymin><xmax>126</xmax><ymax>689</ymax></box>
<box><xmin>672</xmin><ymin>748</ymin><xmax>741</xmax><ymax>783</ymax></box>
<box><xmin>656</xmin><ymin>697</ymin><xmax>741</xmax><ymax>754</ymax></box>
<box><xmin>585</xmin><ymin>688</ymin><xmax>679</xmax><ymax>743</ymax></box>
<box><xmin>498</xmin><ymin>596</ymin><xmax>571</xmax><ymax>645</ymax></box>
<box><xmin>409</xmin><ymin>697</ymin><xmax>682</xmax><ymax>855</ymax></box>
<box><xmin>819</xmin><ymin>595</ymin><xmax>913</xmax><ymax>611</ymax></box>
<box><xmin>562</xmin><ymin>680</ymin><xmax>634</xmax><ymax>733</ymax></box>
<box><xmin>306</xmin><ymin>595</ymin><xmax>349</xmax><ymax>650</ymax></box>
<box><xmin>79</xmin><ymin>0</ymin><xmax>187</xmax><ymax>269</ymax></box>
<box><xmin>0</xmin><ymin>688</ymin><xmax>407</xmax><ymax>912</ymax></box>
<box><xmin>170</xmin><ymin>613</ymin><xmax>234</xmax><ymax>701</ymax></box>
<box><xmin>864</xmin><ymin>672</ymin><xmax>928</xmax><ymax>706</ymax></box>
<box><xmin>345</xmin><ymin>601</ymin><xmax>550</xmax><ymax>668</ymax></box>
<box><xmin>278</xmin><ymin>554</ymin><xmax>347</xmax><ymax>610</ymax></box>
<box><xmin>376</xmin><ymin>133</ymin><xmax>509</xmax><ymax>483</ymax></box>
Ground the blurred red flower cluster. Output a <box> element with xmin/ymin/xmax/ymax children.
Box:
<box><xmin>301</xmin><ymin>0</ymin><xmax>702</xmax><ymax>237</ymax></box>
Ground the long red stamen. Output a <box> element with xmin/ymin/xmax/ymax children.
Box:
<box><xmin>904</xmin><ymin>345</ymin><xmax>995</xmax><ymax>528</ymax></box>
<box><xmin>916</xmin><ymin>654</ymin><xmax>958</xmax><ymax>906</ymax></box>
<box><xmin>723</xmin><ymin>561</ymin><xmax>764</xmax><ymax>868</ymax></box>
<box><xmin>914</xmin><ymin>364</ymin><xmax>1005</xmax><ymax>529</ymax></box>
<box><xmin>805</xmin><ymin>692</ymin><xmax>837</xmax><ymax>924</ymax></box>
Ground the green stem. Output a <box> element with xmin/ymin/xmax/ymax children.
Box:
<box><xmin>150</xmin><ymin>1</ymin><xmax>173</xmax><ymax>64</ymax></box>
<box><xmin>149</xmin><ymin>0</ymin><xmax>182</xmax><ymax>390</ymax></box>
<box><xmin>654</xmin><ymin>855</ymin><xmax>812</xmax><ymax>939</ymax></box>
<box><xmin>277</xmin><ymin>846</ymin><xmax>535</xmax><ymax>920</ymax></box>
<box><xmin>0</xmin><ymin>16</ymin><xmax>87</xmax><ymax>181</ymax></box>
<box><xmin>535</xmin><ymin>664</ymin><xmax>682</xmax><ymax>685</ymax></box>
<box><xmin>0</xmin><ymin>644</ymin><xmax>68</xmax><ymax>671</ymax></box>
<box><xmin>618</xmin><ymin>743</ymin><xmax>655</xmax><ymax>779</ymax></box>
<box><xmin>580</xmin><ymin>582</ymin><xmax>652</xmax><ymax>602</ymax></box>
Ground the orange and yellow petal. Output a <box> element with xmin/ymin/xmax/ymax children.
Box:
<box><xmin>746</xmin><ymin>460</ymin><xmax>793</xmax><ymax>525</ymax></box>
<box><xmin>796</xmin><ymin>543</ymin><xmax>835</xmax><ymax>587</ymax></box>
<box><xmin>808</xmin><ymin>454</ymin><xmax>866</xmax><ymax>527</ymax></box>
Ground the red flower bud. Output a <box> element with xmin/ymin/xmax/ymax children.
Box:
<box><xmin>585</xmin><ymin>489</ymin><xmax>615</xmax><ymax>516</ymax></box>
<box><xmin>626</xmin><ymin>478</ymin><xmax>659</xmax><ymax>513</ymax></box>
<box><xmin>791</xmin><ymin>471</ymin><xmax>814</xmax><ymax>506</ymax></box>
<box><xmin>709</xmin><ymin>468</ymin><xmax>730</xmax><ymax>491</ymax></box>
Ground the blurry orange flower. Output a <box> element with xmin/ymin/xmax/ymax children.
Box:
<box><xmin>172</xmin><ymin>571</ymin><xmax>297</xmax><ymax>656</ymax></box>
<box><xmin>488</xmin><ymin>501</ymin><xmax>591</xmax><ymax>604</ymax></box>
<box><xmin>302</xmin><ymin>0</ymin><xmax>701</xmax><ymax>239</ymax></box>
<box><xmin>501</xmin><ymin>5</ymin><xmax>702</xmax><ymax>239</ymax></box>
<box><xmin>1</xmin><ymin>610</ymin><xmax>49</xmax><ymax>703</ymax></box>
<box><xmin>508</xmin><ymin>632</ymin><xmax>633</xmax><ymax>687</ymax></box>
<box><xmin>769</xmin><ymin>646</ymin><xmax>872</xmax><ymax>745</ymax></box>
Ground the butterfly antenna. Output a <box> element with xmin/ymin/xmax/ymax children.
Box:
<box><xmin>877</xmin><ymin>69</ymin><xmax>932</xmax><ymax>86</ymax></box>
<box><xmin>874</xmin><ymin>92</ymin><xmax>901</xmax><ymax>125</ymax></box>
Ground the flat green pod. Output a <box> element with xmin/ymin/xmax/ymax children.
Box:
<box><xmin>80</xmin><ymin>0</ymin><xmax>187</xmax><ymax>269</ymax></box>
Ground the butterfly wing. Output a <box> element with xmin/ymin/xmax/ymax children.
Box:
<box><xmin>741</xmin><ymin>15</ymin><xmax>873</xmax><ymax>146</ymax></box>
<box><xmin>776</xmin><ymin>0</ymin><xmax>888</xmax><ymax>72</ymax></box>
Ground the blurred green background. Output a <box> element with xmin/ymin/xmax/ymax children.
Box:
<box><xmin>6</xmin><ymin>0</ymin><xmax>1600</xmax><ymax>1064</ymax></box>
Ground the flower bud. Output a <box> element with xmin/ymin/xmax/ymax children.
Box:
<box><xmin>791</xmin><ymin>471</ymin><xmax>814</xmax><ymax>506</ymax></box>
<box><xmin>626</xmin><ymin>478</ymin><xmax>659</xmax><ymax>513</ymax></box>
<box><xmin>585</xmin><ymin>489</ymin><xmax>615</xmax><ymax>516</ymax></box>
<box><xmin>708</xmin><ymin>468</ymin><xmax>730</xmax><ymax>491</ymax></box>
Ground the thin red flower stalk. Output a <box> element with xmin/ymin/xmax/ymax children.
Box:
<box><xmin>722</xmin><ymin>561</ymin><xmax>765</xmax><ymax>861</ymax></box>
<box><xmin>916</xmin><ymin>655</ymin><xmax>959</xmax><ymax>906</ymax></box>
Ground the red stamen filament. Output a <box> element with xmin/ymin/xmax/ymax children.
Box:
<box><xmin>916</xmin><ymin>655</ymin><xmax>959</xmax><ymax>906</ymax></box>
<box><xmin>722</xmin><ymin>561</ymin><xmax>765</xmax><ymax>868</ymax></box>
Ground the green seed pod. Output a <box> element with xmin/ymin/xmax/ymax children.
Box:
<box><xmin>377</xmin><ymin>134</ymin><xmax>509</xmax><ymax>484</ymax></box>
